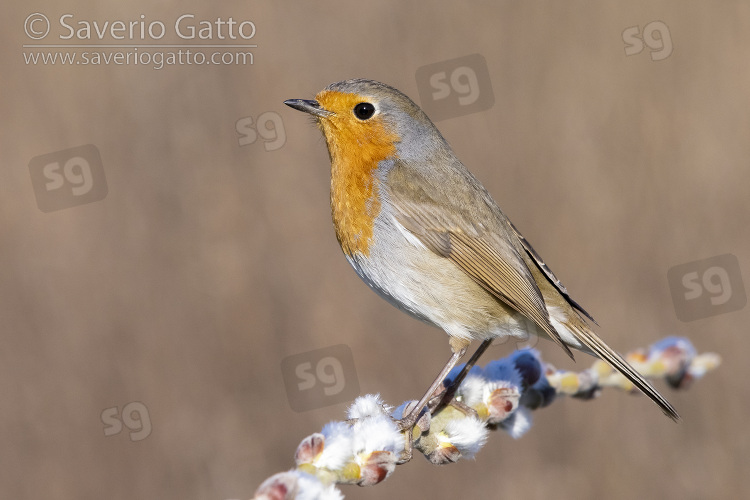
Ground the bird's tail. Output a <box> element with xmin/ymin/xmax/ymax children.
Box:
<box><xmin>566</xmin><ymin>321</ymin><xmax>680</xmax><ymax>421</ymax></box>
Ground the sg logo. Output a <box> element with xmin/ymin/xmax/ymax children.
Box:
<box><xmin>296</xmin><ymin>356</ymin><xmax>347</xmax><ymax>397</ymax></box>
<box><xmin>101</xmin><ymin>401</ymin><xmax>152</xmax><ymax>442</ymax></box>
<box><xmin>668</xmin><ymin>254</ymin><xmax>746</xmax><ymax>322</ymax></box>
<box><xmin>235</xmin><ymin>112</ymin><xmax>286</xmax><ymax>151</ymax></box>
<box><xmin>415</xmin><ymin>53</ymin><xmax>495</xmax><ymax>121</ymax></box>
<box><xmin>281</xmin><ymin>344</ymin><xmax>360</xmax><ymax>412</ymax></box>
<box><xmin>430</xmin><ymin>66</ymin><xmax>482</xmax><ymax>107</ymax></box>
<box><xmin>28</xmin><ymin>144</ymin><xmax>108</xmax><ymax>212</ymax></box>
<box><xmin>623</xmin><ymin>21</ymin><xmax>673</xmax><ymax>61</ymax></box>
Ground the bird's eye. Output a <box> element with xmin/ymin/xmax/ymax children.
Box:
<box><xmin>353</xmin><ymin>102</ymin><xmax>376</xmax><ymax>120</ymax></box>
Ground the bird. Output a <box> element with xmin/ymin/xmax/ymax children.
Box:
<box><xmin>284</xmin><ymin>79</ymin><xmax>679</xmax><ymax>428</ymax></box>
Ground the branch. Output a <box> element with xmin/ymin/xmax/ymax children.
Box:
<box><xmin>252</xmin><ymin>337</ymin><xmax>720</xmax><ymax>499</ymax></box>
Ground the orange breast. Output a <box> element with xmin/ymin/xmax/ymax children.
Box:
<box><xmin>316</xmin><ymin>91</ymin><xmax>399</xmax><ymax>257</ymax></box>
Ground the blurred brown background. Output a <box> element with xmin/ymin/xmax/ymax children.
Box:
<box><xmin>1</xmin><ymin>1</ymin><xmax>748</xmax><ymax>499</ymax></box>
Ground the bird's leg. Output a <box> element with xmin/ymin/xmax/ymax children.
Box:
<box><xmin>431</xmin><ymin>339</ymin><xmax>494</xmax><ymax>411</ymax></box>
<box><xmin>395</xmin><ymin>343</ymin><xmax>468</xmax><ymax>433</ymax></box>
<box><xmin>395</xmin><ymin>339</ymin><xmax>494</xmax><ymax>464</ymax></box>
<box><xmin>444</xmin><ymin>399</ymin><xmax>479</xmax><ymax>418</ymax></box>
<box><xmin>395</xmin><ymin>344</ymin><xmax>469</xmax><ymax>464</ymax></box>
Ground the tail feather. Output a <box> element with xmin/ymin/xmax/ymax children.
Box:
<box><xmin>569</xmin><ymin>323</ymin><xmax>680</xmax><ymax>421</ymax></box>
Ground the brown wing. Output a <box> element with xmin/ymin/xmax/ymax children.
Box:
<box><xmin>387</xmin><ymin>161</ymin><xmax>573</xmax><ymax>358</ymax></box>
<box><xmin>507</xmin><ymin>219</ymin><xmax>598</xmax><ymax>325</ymax></box>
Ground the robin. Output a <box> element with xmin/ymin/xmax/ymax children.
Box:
<box><xmin>284</xmin><ymin>79</ymin><xmax>679</xmax><ymax>428</ymax></box>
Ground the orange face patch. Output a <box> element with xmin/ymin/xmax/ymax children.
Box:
<box><xmin>315</xmin><ymin>90</ymin><xmax>399</xmax><ymax>257</ymax></box>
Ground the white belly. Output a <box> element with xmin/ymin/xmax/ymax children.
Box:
<box><xmin>344</xmin><ymin>213</ymin><xmax>532</xmax><ymax>343</ymax></box>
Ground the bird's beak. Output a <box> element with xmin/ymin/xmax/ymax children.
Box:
<box><xmin>284</xmin><ymin>99</ymin><xmax>333</xmax><ymax>118</ymax></box>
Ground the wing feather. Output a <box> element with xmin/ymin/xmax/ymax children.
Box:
<box><xmin>507</xmin><ymin>219</ymin><xmax>598</xmax><ymax>324</ymax></box>
<box><xmin>388</xmin><ymin>162</ymin><xmax>573</xmax><ymax>358</ymax></box>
